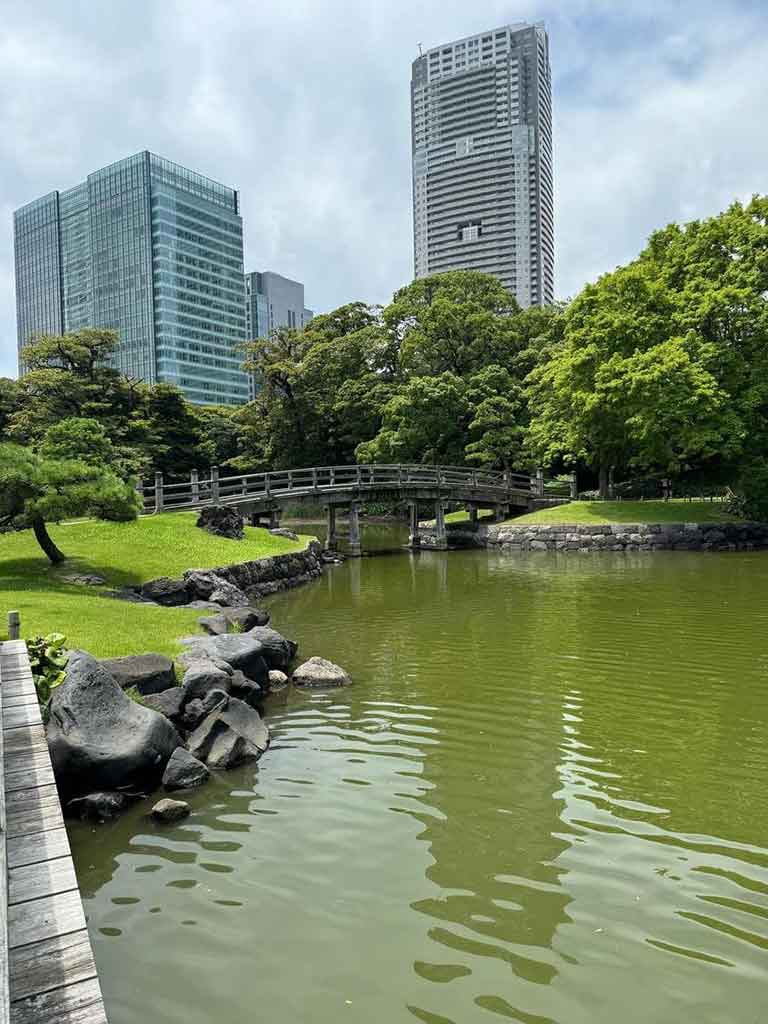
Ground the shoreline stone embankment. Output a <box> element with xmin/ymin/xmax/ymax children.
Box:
<box><xmin>43</xmin><ymin>538</ymin><xmax>350</xmax><ymax>823</ymax></box>
<box><xmin>420</xmin><ymin>521</ymin><xmax>768</xmax><ymax>552</ymax></box>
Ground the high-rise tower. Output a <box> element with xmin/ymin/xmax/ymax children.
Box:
<box><xmin>411</xmin><ymin>23</ymin><xmax>554</xmax><ymax>307</ymax></box>
<box><xmin>14</xmin><ymin>151</ymin><xmax>249</xmax><ymax>405</ymax></box>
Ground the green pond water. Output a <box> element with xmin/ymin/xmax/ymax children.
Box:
<box><xmin>68</xmin><ymin>531</ymin><xmax>768</xmax><ymax>1024</ymax></box>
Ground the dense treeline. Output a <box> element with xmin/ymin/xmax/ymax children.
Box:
<box><xmin>4</xmin><ymin>195</ymin><xmax>768</xmax><ymax>554</ymax></box>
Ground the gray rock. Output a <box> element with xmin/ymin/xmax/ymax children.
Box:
<box><xmin>268</xmin><ymin>670</ymin><xmax>289</xmax><ymax>692</ymax></box>
<box><xmin>183</xmin><ymin>634</ymin><xmax>269</xmax><ymax>684</ymax></box>
<box><xmin>99</xmin><ymin>653</ymin><xmax>176</xmax><ymax>696</ymax></box>
<box><xmin>292</xmin><ymin>656</ymin><xmax>351</xmax><ymax>689</ymax></box>
<box><xmin>198</xmin><ymin>613</ymin><xmax>230</xmax><ymax>636</ymax></box>
<box><xmin>183</xmin><ymin>569</ymin><xmax>223</xmax><ymax>600</ymax></box>
<box><xmin>47</xmin><ymin>651</ymin><xmax>180</xmax><ymax>798</ymax></box>
<box><xmin>182</xmin><ymin>661</ymin><xmax>232</xmax><ymax>704</ymax></box>
<box><xmin>162</xmin><ymin>747</ymin><xmax>210</xmax><ymax>791</ymax></box>
<box><xmin>196</xmin><ymin>505</ymin><xmax>244</xmax><ymax>540</ymax></box>
<box><xmin>221</xmin><ymin>606</ymin><xmax>270</xmax><ymax>630</ymax></box>
<box><xmin>246</xmin><ymin>626</ymin><xmax>297</xmax><ymax>671</ymax></box>
<box><xmin>177</xmin><ymin>647</ymin><xmax>234</xmax><ymax>676</ymax></box>
<box><xmin>152</xmin><ymin>798</ymin><xmax>190</xmax><ymax>822</ymax></box>
<box><xmin>142</xmin><ymin>687</ymin><xmax>185</xmax><ymax>725</ymax></box>
<box><xmin>187</xmin><ymin>696</ymin><xmax>269</xmax><ymax>768</ymax></box>
<box><xmin>61</xmin><ymin>573</ymin><xmax>106</xmax><ymax>586</ymax></box>
<box><xmin>140</xmin><ymin>576</ymin><xmax>190</xmax><ymax>606</ymax></box>
<box><xmin>68</xmin><ymin>791</ymin><xmax>135</xmax><ymax>822</ymax></box>
<box><xmin>209</xmin><ymin>580</ymin><xmax>250</xmax><ymax>608</ymax></box>
<box><xmin>269</xmin><ymin>527</ymin><xmax>299</xmax><ymax>541</ymax></box>
<box><xmin>229</xmin><ymin>670</ymin><xmax>262</xmax><ymax>708</ymax></box>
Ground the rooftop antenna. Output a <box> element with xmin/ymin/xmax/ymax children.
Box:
<box><xmin>417</xmin><ymin>42</ymin><xmax>423</xmax><ymax>56</ymax></box>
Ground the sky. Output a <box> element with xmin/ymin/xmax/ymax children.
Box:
<box><xmin>2</xmin><ymin>0</ymin><xmax>768</xmax><ymax>378</ymax></box>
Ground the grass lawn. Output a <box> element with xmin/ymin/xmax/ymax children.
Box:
<box><xmin>507</xmin><ymin>500</ymin><xmax>739</xmax><ymax>525</ymax></box>
<box><xmin>0</xmin><ymin>514</ymin><xmax>308</xmax><ymax>660</ymax></box>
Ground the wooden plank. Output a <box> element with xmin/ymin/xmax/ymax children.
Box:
<box><xmin>5</xmin><ymin>789</ymin><xmax>63</xmax><ymax>839</ymax></box>
<box><xmin>4</xmin><ymin>764</ymin><xmax>55</xmax><ymax>795</ymax></box>
<box><xmin>0</xmin><ymin>680</ymin><xmax>35</xmax><ymax>703</ymax></box>
<box><xmin>1</xmin><ymin>750</ymin><xmax>53</xmax><ymax>779</ymax></box>
<box><xmin>8</xmin><ymin>858</ymin><xmax>77</xmax><ymax>906</ymax></box>
<box><xmin>7</xmin><ymin>890</ymin><xmax>85</xmax><ymax>949</ymax></box>
<box><xmin>0</xmin><ymin>695</ymin><xmax>38</xmax><ymax>712</ymax></box>
<box><xmin>3</xmin><ymin>727</ymin><xmax>46</xmax><ymax>756</ymax></box>
<box><xmin>8</xmin><ymin>931</ymin><xmax>98</xmax><ymax>1004</ymax></box>
<box><xmin>10</xmin><ymin>976</ymin><xmax>107</xmax><ymax>1024</ymax></box>
<box><xmin>6</xmin><ymin>828</ymin><xmax>71</xmax><ymax>871</ymax></box>
<box><xmin>1</xmin><ymin>707</ymin><xmax>40</xmax><ymax>732</ymax></box>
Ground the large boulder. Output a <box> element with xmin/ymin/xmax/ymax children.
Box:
<box><xmin>197</xmin><ymin>505</ymin><xmax>244</xmax><ymax>540</ymax></box>
<box><xmin>182</xmin><ymin>660</ymin><xmax>232</xmax><ymax>703</ymax></box>
<box><xmin>139</xmin><ymin>576</ymin><xmax>190</xmax><ymax>606</ymax></box>
<box><xmin>229</xmin><ymin>670</ymin><xmax>262</xmax><ymax>709</ymax></box>
<box><xmin>142</xmin><ymin>687</ymin><xmax>186</xmax><ymax>727</ymax></box>
<box><xmin>198</xmin><ymin>613</ymin><xmax>230</xmax><ymax>636</ymax></box>
<box><xmin>99</xmin><ymin>654</ymin><xmax>176</xmax><ymax>696</ymax></box>
<box><xmin>187</xmin><ymin>696</ymin><xmax>269</xmax><ymax>768</ymax></box>
<box><xmin>292</xmin><ymin>656</ymin><xmax>351</xmax><ymax>689</ymax></box>
<box><xmin>222</xmin><ymin>606</ymin><xmax>270</xmax><ymax>630</ymax></box>
<box><xmin>163</xmin><ymin>748</ymin><xmax>210</xmax><ymax>791</ymax></box>
<box><xmin>47</xmin><ymin>651</ymin><xmax>180</xmax><ymax>798</ymax></box>
<box><xmin>269</xmin><ymin>527</ymin><xmax>299</xmax><ymax>541</ymax></box>
<box><xmin>209</xmin><ymin>580</ymin><xmax>250</xmax><ymax>608</ymax></box>
<box><xmin>181</xmin><ymin>634</ymin><xmax>269</xmax><ymax>684</ymax></box>
<box><xmin>182</xmin><ymin>688</ymin><xmax>229</xmax><ymax>731</ymax></box>
<box><xmin>183</xmin><ymin>569</ymin><xmax>224</xmax><ymax>600</ymax></box>
<box><xmin>246</xmin><ymin>626</ymin><xmax>297</xmax><ymax>671</ymax></box>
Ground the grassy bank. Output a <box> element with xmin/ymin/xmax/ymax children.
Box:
<box><xmin>0</xmin><ymin>514</ymin><xmax>307</xmax><ymax>659</ymax></box>
<box><xmin>508</xmin><ymin>500</ymin><xmax>739</xmax><ymax>525</ymax></box>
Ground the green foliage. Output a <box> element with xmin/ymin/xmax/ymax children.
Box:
<box><xmin>0</xmin><ymin>418</ymin><xmax>141</xmax><ymax>563</ymax></box>
<box><xmin>27</xmin><ymin>632</ymin><xmax>68</xmax><ymax>705</ymax></box>
<box><xmin>526</xmin><ymin>197</ymin><xmax>768</xmax><ymax>490</ymax></box>
<box><xmin>731</xmin><ymin>462</ymin><xmax>768</xmax><ymax>520</ymax></box>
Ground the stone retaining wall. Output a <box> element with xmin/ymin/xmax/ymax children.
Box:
<box><xmin>137</xmin><ymin>541</ymin><xmax>323</xmax><ymax>605</ymax></box>
<box><xmin>485</xmin><ymin>522</ymin><xmax>768</xmax><ymax>552</ymax></box>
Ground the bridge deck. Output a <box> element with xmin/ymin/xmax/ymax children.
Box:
<box><xmin>0</xmin><ymin>641</ymin><xmax>107</xmax><ymax>1023</ymax></box>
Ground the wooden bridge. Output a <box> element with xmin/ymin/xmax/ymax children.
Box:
<box><xmin>140</xmin><ymin>464</ymin><xmax>536</xmax><ymax>553</ymax></box>
<box><xmin>0</xmin><ymin>640</ymin><xmax>107</xmax><ymax>1023</ymax></box>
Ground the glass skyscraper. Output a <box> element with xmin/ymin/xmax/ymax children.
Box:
<box><xmin>14</xmin><ymin>151</ymin><xmax>249</xmax><ymax>405</ymax></box>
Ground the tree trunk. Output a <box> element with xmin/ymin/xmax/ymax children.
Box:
<box><xmin>598</xmin><ymin>463</ymin><xmax>609</xmax><ymax>500</ymax></box>
<box><xmin>32</xmin><ymin>516</ymin><xmax>66</xmax><ymax>564</ymax></box>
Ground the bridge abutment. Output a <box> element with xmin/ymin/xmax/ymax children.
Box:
<box><xmin>433</xmin><ymin>501</ymin><xmax>448</xmax><ymax>550</ymax></box>
<box><xmin>348</xmin><ymin>502</ymin><xmax>362</xmax><ymax>557</ymax></box>
<box><xmin>408</xmin><ymin>501</ymin><xmax>421</xmax><ymax>548</ymax></box>
<box><xmin>326</xmin><ymin>505</ymin><xmax>337</xmax><ymax>550</ymax></box>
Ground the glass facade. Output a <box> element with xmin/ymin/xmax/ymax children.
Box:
<box><xmin>14</xmin><ymin>150</ymin><xmax>249</xmax><ymax>405</ymax></box>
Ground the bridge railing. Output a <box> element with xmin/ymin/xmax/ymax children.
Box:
<box><xmin>139</xmin><ymin>464</ymin><xmax>532</xmax><ymax>514</ymax></box>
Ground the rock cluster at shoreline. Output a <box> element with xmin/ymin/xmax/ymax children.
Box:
<box><xmin>44</xmin><ymin>602</ymin><xmax>351</xmax><ymax>822</ymax></box>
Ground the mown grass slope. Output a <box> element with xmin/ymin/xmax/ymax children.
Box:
<box><xmin>0</xmin><ymin>514</ymin><xmax>307</xmax><ymax>659</ymax></box>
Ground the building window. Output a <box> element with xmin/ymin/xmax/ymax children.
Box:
<box><xmin>458</xmin><ymin>221</ymin><xmax>482</xmax><ymax>242</ymax></box>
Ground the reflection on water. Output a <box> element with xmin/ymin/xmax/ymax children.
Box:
<box><xmin>68</xmin><ymin>543</ymin><xmax>768</xmax><ymax>1024</ymax></box>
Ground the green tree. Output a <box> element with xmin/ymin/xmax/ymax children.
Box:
<box><xmin>0</xmin><ymin>378</ymin><xmax>20</xmax><ymax>439</ymax></box>
<box><xmin>0</xmin><ymin>418</ymin><xmax>140</xmax><ymax>564</ymax></box>
<box><xmin>465</xmin><ymin>366</ymin><xmax>526</xmax><ymax>470</ymax></box>
<box><xmin>356</xmin><ymin>373</ymin><xmax>469</xmax><ymax>465</ymax></box>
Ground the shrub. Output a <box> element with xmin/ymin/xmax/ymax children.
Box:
<box><xmin>27</xmin><ymin>632</ymin><xmax>68</xmax><ymax>705</ymax></box>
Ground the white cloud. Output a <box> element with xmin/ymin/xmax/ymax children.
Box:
<box><xmin>1</xmin><ymin>0</ymin><xmax>767</xmax><ymax>374</ymax></box>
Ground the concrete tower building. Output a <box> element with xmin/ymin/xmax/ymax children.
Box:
<box><xmin>14</xmin><ymin>151</ymin><xmax>249</xmax><ymax>405</ymax></box>
<box><xmin>411</xmin><ymin>23</ymin><xmax>554</xmax><ymax>307</ymax></box>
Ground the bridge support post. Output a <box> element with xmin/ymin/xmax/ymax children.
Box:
<box><xmin>154</xmin><ymin>472</ymin><xmax>164</xmax><ymax>513</ymax></box>
<box><xmin>326</xmin><ymin>505</ymin><xmax>337</xmax><ymax>550</ymax></box>
<box><xmin>408</xmin><ymin>501</ymin><xmax>421</xmax><ymax>548</ymax></box>
<box><xmin>569</xmin><ymin>470</ymin><xmax>578</xmax><ymax>500</ymax></box>
<box><xmin>191</xmin><ymin>469</ymin><xmax>199</xmax><ymax>504</ymax></box>
<box><xmin>269</xmin><ymin>508</ymin><xmax>281</xmax><ymax>530</ymax></box>
<box><xmin>211</xmin><ymin>465</ymin><xmax>220</xmax><ymax>503</ymax></box>
<box><xmin>434</xmin><ymin>501</ymin><xmax>448</xmax><ymax>550</ymax></box>
<box><xmin>348</xmin><ymin>502</ymin><xmax>362</xmax><ymax>557</ymax></box>
<box><xmin>468</xmin><ymin>506</ymin><xmax>478</xmax><ymax>527</ymax></box>
<box><xmin>535</xmin><ymin>467</ymin><xmax>545</xmax><ymax>498</ymax></box>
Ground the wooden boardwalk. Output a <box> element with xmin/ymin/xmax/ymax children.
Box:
<box><xmin>0</xmin><ymin>640</ymin><xmax>107</xmax><ymax>1023</ymax></box>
